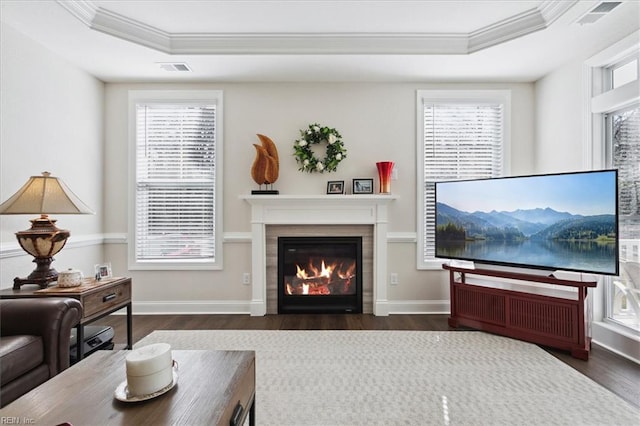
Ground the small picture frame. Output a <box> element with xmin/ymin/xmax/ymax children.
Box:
<box><xmin>352</xmin><ymin>178</ymin><xmax>374</xmax><ymax>194</ymax></box>
<box><xmin>327</xmin><ymin>180</ymin><xmax>345</xmax><ymax>194</ymax></box>
<box><xmin>94</xmin><ymin>262</ymin><xmax>112</xmax><ymax>280</ymax></box>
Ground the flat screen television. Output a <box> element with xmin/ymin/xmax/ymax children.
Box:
<box><xmin>435</xmin><ymin>169</ymin><xmax>619</xmax><ymax>276</ymax></box>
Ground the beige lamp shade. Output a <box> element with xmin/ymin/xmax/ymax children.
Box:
<box><xmin>0</xmin><ymin>171</ymin><xmax>94</xmax><ymax>215</ymax></box>
<box><xmin>0</xmin><ymin>172</ymin><xmax>94</xmax><ymax>289</ymax></box>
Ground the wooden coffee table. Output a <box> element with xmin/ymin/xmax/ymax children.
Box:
<box><xmin>0</xmin><ymin>350</ymin><xmax>256</xmax><ymax>425</ymax></box>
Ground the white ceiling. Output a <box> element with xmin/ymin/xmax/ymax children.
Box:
<box><xmin>1</xmin><ymin>0</ymin><xmax>639</xmax><ymax>83</ymax></box>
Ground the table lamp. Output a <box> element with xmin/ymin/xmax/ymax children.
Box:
<box><xmin>0</xmin><ymin>172</ymin><xmax>94</xmax><ymax>289</ymax></box>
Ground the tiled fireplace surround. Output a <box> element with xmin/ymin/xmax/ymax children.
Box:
<box><xmin>242</xmin><ymin>195</ymin><xmax>395</xmax><ymax>316</ymax></box>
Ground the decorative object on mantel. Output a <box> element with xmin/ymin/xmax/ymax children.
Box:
<box><xmin>251</xmin><ymin>134</ymin><xmax>280</xmax><ymax>194</ymax></box>
<box><xmin>376</xmin><ymin>161</ymin><xmax>394</xmax><ymax>193</ymax></box>
<box><xmin>327</xmin><ymin>180</ymin><xmax>345</xmax><ymax>194</ymax></box>
<box><xmin>0</xmin><ymin>171</ymin><xmax>94</xmax><ymax>289</ymax></box>
<box><xmin>352</xmin><ymin>178</ymin><xmax>374</xmax><ymax>194</ymax></box>
<box><xmin>294</xmin><ymin>123</ymin><xmax>346</xmax><ymax>173</ymax></box>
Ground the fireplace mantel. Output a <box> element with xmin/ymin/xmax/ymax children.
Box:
<box><xmin>241</xmin><ymin>194</ymin><xmax>397</xmax><ymax>316</ymax></box>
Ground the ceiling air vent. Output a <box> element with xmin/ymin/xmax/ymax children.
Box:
<box><xmin>575</xmin><ymin>2</ymin><xmax>622</xmax><ymax>25</ymax></box>
<box><xmin>158</xmin><ymin>62</ymin><xmax>192</xmax><ymax>72</ymax></box>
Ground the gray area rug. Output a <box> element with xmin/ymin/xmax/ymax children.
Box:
<box><xmin>136</xmin><ymin>330</ymin><xmax>639</xmax><ymax>425</ymax></box>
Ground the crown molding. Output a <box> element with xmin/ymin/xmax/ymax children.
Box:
<box><xmin>57</xmin><ymin>0</ymin><xmax>578</xmax><ymax>55</ymax></box>
<box><xmin>468</xmin><ymin>0</ymin><xmax>577</xmax><ymax>53</ymax></box>
<box><xmin>539</xmin><ymin>0</ymin><xmax>579</xmax><ymax>24</ymax></box>
<box><xmin>56</xmin><ymin>0</ymin><xmax>96</xmax><ymax>27</ymax></box>
<box><xmin>169</xmin><ymin>33</ymin><xmax>470</xmax><ymax>55</ymax></box>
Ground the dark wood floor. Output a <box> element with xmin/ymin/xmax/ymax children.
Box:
<box><xmin>96</xmin><ymin>313</ymin><xmax>640</xmax><ymax>409</ymax></box>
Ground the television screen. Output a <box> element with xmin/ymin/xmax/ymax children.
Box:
<box><xmin>435</xmin><ymin>170</ymin><xmax>619</xmax><ymax>276</ymax></box>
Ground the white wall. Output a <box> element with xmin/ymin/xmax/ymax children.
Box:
<box><xmin>0</xmin><ymin>21</ymin><xmax>536</xmax><ymax>314</ymax></box>
<box><xmin>104</xmin><ymin>82</ymin><xmax>535</xmax><ymax>313</ymax></box>
<box><xmin>534</xmin><ymin>62</ymin><xmax>586</xmax><ymax>173</ymax></box>
<box><xmin>0</xmin><ymin>23</ymin><xmax>104</xmax><ymax>285</ymax></box>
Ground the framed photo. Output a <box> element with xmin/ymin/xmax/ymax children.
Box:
<box><xmin>94</xmin><ymin>262</ymin><xmax>112</xmax><ymax>279</ymax></box>
<box><xmin>352</xmin><ymin>178</ymin><xmax>374</xmax><ymax>194</ymax></box>
<box><xmin>327</xmin><ymin>180</ymin><xmax>345</xmax><ymax>194</ymax></box>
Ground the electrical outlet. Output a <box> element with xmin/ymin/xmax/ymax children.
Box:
<box><xmin>242</xmin><ymin>272</ymin><xmax>251</xmax><ymax>285</ymax></box>
<box><xmin>390</xmin><ymin>273</ymin><xmax>399</xmax><ymax>285</ymax></box>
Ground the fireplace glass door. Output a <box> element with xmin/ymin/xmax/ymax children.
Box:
<box><xmin>278</xmin><ymin>236</ymin><xmax>363</xmax><ymax>314</ymax></box>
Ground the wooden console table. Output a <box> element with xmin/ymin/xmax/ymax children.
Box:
<box><xmin>0</xmin><ymin>277</ymin><xmax>132</xmax><ymax>361</ymax></box>
<box><xmin>444</xmin><ymin>264</ymin><xmax>597</xmax><ymax>360</ymax></box>
<box><xmin>0</xmin><ymin>350</ymin><xmax>256</xmax><ymax>426</ymax></box>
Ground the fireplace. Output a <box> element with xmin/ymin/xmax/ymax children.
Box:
<box><xmin>242</xmin><ymin>194</ymin><xmax>395</xmax><ymax>316</ymax></box>
<box><xmin>278</xmin><ymin>236</ymin><xmax>363</xmax><ymax>314</ymax></box>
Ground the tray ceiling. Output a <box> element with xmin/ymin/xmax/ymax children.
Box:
<box><xmin>1</xmin><ymin>1</ymin><xmax>638</xmax><ymax>82</ymax></box>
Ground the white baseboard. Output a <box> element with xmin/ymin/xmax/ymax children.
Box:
<box><xmin>113</xmin><ymin>299</ymin><xmax>450</xmax><ymax>316</ymax></box>
<box><xmin>591</xmin><ymin>321</ymin><xmax>640</xmax><ymax>364</ymax></box>
<box><xmin>387</xmin><ymin>300</ymin><xmax>450</xmax><ymax>314</ymax></box>
<box><xmin>131</xmin><ymin>300</ymin><xmax>252</xmax><ymax>315</ymax></box>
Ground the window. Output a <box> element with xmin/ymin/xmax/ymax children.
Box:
<box><xmin>606</xmin><ymin>104</ymin><xmax>640</xmax><ymax>330</ymax></box>
<box><xmin>416</xmin><ymin>90</ymin><xmax>510</xmax><ymax>268</ymax></box>
<box><xmin>587</xmin><ymin>35</ymin><xmax>639</xmax><ymax>334</ymax></box>
<box><xmin>128</xmin><ymin>90</ymin><xmax>223</xmax><ymax>270</ymax></box>
<box><xmin>608</xmin><ymin>57</ymin><xmax>639</xmax><ymax>89</ymax></box>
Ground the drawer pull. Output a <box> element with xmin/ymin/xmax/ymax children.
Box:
<box><xmin>103</xmin><ymin>293</ymin><xmax>116</xmax><ymax>302</ymax></box>
<box><xmin>230</xmin><ymin>401</ymin><xmax>244</xmax><ymax>426</ymax></box>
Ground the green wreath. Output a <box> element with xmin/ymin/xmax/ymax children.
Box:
<box><xmin>293</xmin><ymin>123</ymin><xmax>347</xmax><ymax>173</ymax></box>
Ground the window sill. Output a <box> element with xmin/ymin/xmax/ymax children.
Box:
<box><xmin>418</xmin><ymin>259</ymin><xmax>448</xmax><ymax>270</ymax></box>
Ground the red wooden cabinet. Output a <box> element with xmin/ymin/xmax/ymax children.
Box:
<box><xmin>444</xmin><ymin>264</ymin><xmax>597</xmax><ymax>360</ymax></box>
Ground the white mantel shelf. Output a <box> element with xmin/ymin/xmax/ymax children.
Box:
<box><xmin>241</xmin><ymin>194</ymin><xmax>396</xmax><ymax>201</ymax></box>
<box><xmin>240</xmin><ymin>194</ymin><xmax>397</xmax><ymax>316</ymax></box>
<box><xmin>241</xmin><ymin>194</ymin><xmax>396</xmax><ymax>204</ymax></box>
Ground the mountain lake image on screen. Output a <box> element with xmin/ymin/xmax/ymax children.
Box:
<box><xmin>435</xmin><ymin>170</ymin><xmax>619</xmax><ymax>276</ymax></box>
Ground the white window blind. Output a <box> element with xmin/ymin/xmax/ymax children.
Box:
<box><xmin>135</xmin><ymin>103</ymin><xmax>217</xmax><ymax>262</ymax></box>
<box><xmin>419</xmin><ymin>94</ymin><xmax>507</xmax><ymax>265</ymax></box>
<box><xmin>611</xmin><ymin>104</ymin><xmax>640</xmax><ymax>228</ymax></box>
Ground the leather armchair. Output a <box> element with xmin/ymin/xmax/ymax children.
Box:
<box><xmin>0</xmin><ymin>297</ymin><xmax>82</xmax><ymax>407</ymax></box>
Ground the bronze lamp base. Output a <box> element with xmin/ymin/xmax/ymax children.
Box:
<box><xmin>12</xmin><ymin>215</ymin><xmax>70</xmax><ymax>290</ymax></box>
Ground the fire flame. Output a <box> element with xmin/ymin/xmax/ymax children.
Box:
<box><xmin>296</xmin><ymin>261</ymin><xmax>334</xmax><ymax>280</ymax></box>
<box><xmin>285</xmin><ymin>258</ymin><xmax>356</xmax><ymax>296</ymax></box>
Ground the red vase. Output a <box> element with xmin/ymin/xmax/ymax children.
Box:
<box><xmin>376</xmin><ymin>162</ymin><xmax>394</xmax><ymax>194</ymax></box>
